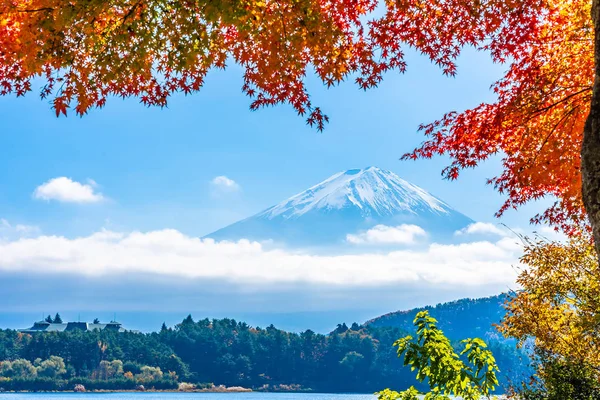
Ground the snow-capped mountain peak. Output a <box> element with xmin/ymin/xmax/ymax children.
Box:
<box><xmin>205</xmin><ymin>167</ymin><xmax>473</xmax><ymax>247</ymax></box>
<box><xmin>258</xmin><ymin>167</ymin><xmax>452</xmax><ymax>220</ymax></box>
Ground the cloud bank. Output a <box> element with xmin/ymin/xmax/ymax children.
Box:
<box><xmin>0</xmin><ymin>223</ymin><xmax>523</xmax><ymax>327</ymax></box>
<box><xmin>0</xmin><ymin>228</ymin><xmax>520</xmax><ymax>288</ymax></box>
<box><xmin>0</xmin><ymin>219</ymin><xmax>40</xmax><ymax>240</ymax></box>
<box><xmin>346</xmin><ymin>224</ymin><xmax>427</xmax><ymax>245</ymax></box>
<box><xmin>455</xmin><ymin>222</ymin><xmax>509</xmax><ymax>237</ymax></box>
<box><xmin>33</xmin><ymin>177</ymin><xmax>104</xmax><ymax>203</ymax></box>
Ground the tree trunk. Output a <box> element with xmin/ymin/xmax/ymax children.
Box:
<box><xmin>582</xmin><ymin>0</ymin><xmax>600</xmax><ymax>257</ymax></box>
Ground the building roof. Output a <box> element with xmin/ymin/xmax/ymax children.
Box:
<box><xmin>18</xmin><ymin>320</ymin><xmax>139</xmax><ymax>334</ymax></box>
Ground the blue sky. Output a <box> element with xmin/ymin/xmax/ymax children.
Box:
<box><xmin>0</xmin><ymin>48</ymin><xmax>544</xmax><ymax>237</ymax></box>
<box><xmin>0</xmin><ymin>48</ymin><xmax>549</xmax><ymax>332</ymax></box>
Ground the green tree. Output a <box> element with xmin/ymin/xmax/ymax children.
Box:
<box><xmin>136</xmin><ymin>366</ymin><xmax>163</xmax><ymax>382</ymax></box>
<box><xmin>516</xmin><ymin>349</ymin><xmax>600</xmax><ymax>400</ymax></box>
<box><xmin>333</xmin><ymin>323</ymin><xmax>349</xmax><ymax>334</ymax></box>
<box><xmin>164</xmin><ymin>354</ymin><xmax>189</xmax><ymax>381</ymax></box>
<box><xmin>123</xmin><ymin>361</ymin><xmax>143</xmax><ymax>375</ymax></box>
<box><xmin>378</xmin><ymin>311</ymin><xmax>500</xmax><ymax>400</ymax></box>
<box><xmin>340</xmin><ymin>351</ymin><xmax>365</xmax><ymax>370</ymax></box>
<box><xmin>35</xmin><ymin>356</ymin><xmax>67</xmax><ymax>378</ymax></box>
<box><xmin>0</xmin><ymin>361</ymin><xmax>10</xmax><ymax>377</ymax></box>
<box><xmin>0</xmin><ymin>359</ymin><xmax>37</xmax><ymax>379</ymax></box>
<box><xmin>96</xmin><ymin>360</ymin><xmax>124</xmax><ymax>380</ymax></box>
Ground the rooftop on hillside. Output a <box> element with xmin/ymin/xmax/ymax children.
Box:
<box><xmin>19</xmin><ymin>320</ymin><xmax>139</xmax><ymax>334</ymax></box>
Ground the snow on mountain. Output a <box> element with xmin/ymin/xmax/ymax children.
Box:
<box><xmin>205</xmin><ymin>167</ymin><xmax>474</xmax><ymax>247</ymax></box>
<box><xmin>259</xmin><ymin>167</ymin><xmax>452</xmax><ymax>219</ymax></box>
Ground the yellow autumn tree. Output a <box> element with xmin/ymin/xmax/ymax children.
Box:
<box><xmin>500</xmin><ymin>235</ymin><xmax>600</xmax><ymax>368</ymax></box>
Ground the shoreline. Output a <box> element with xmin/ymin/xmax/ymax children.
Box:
<box><xmin>0</xmin><ymin>389</ymin><xmax>376</xmax><ymax>394</ymax></box>
<box><xmin>0</xmin><ymin>389</ymin><xmax>255</xmax><ymax>394</ymax></box>
<box><xmin>0</xmin><ymin>390</ymin><xmax>373</xmax><ymax>394</ymax></box>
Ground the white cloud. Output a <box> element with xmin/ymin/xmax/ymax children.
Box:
<box><xmin>346</xmin><ymin>224</ymin><xmax>427</xmax><ymax>245</ymax></box>
<box><xmin>0</xmin><ymin>228</ymin><xmax>520</xmax><ymax>288</ymax></box>
<box><xmin>87</xmin><ymin>178</ymin><xmax>98</xmax><ymax>187</ymax></box>
<box><xmin>34</xmin><ymin>177</ymin><xmax>104</xmax><ymax>203</ymax></box>
<box><xmin>210</xmin><ymin>176</ymin><xmax>240</xmax><ymax>196</ymax></box>
<box><xmin>455</xmin><ymin>222</ymin><xmax>509</xmax><ymax>237</ymax></box>
<box><xmin>0</xmin><ymin>219</ymin><xmax>40</xmax><ymax>240</ymax></box>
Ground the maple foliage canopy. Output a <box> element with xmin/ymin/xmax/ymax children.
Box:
<box><xmin>501</xmin><ymin>236</ymin><xmax>600</xmax><ymax>367</ymax></box>
<box><xmin>0</xmin><ymin>0</ymin><xmax>592</xmax><ymax>233</ymax></box>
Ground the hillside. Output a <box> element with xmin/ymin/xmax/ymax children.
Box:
<box><xmin>365</xmin><ymin>293</ymin><xmax>509</xmax><ymax>341</ymax></box>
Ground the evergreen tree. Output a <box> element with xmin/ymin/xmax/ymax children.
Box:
<box><xmin>334</xmin><ymin>323</ymin><xmax>349</xmax><ymax>334</ymax></box>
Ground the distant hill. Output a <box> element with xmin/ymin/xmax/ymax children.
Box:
<box><xmin>364</xmin><ymin>293</ymin><xmax>532</xmax><ymax>388</ymax></box>
<box><xmin>365</xmin><ymin>293</ymin><xmax>509</xmax><ymax>341</ymax></box>
<box><xmin>205</xmin><ymin>167</ymin><xmax>474</xmax><ymax>246</ymax></box>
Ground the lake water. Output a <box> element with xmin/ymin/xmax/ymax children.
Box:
<box><xmin>0</xmin><ymin>394</ymin><xmax>377</xmax><ymax>400</ymax></box>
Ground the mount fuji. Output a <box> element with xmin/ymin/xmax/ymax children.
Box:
<box><xmin>205</xmin><ymin>167</ymin><xmax>474</xmax><ymax>247</ymax></box>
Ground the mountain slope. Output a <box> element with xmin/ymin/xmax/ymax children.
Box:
<box><xmin>259</xmin><ymin>167</ymin><xmax>453</xmax><ymax>219</ymax></box>
<box><xmin>205</xmin><ymin>167</ymin><xmax>474</xmax><ymax>246</ymax></box>
<box><xmin>365</xmin><ymin>293</ymin><xmax>509</xmax><ymax>341</ymax></box>
<box><xmin>363</xmin><ymin>293</ymin><xmax>532</xmax><ymax>389</ymax></box>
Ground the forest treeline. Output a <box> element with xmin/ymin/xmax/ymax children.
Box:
<box><xmin>0</xmin><ymin>310</ymin><xmax>531</xmax><ymax>392</ymax></box>
<box><xmin>366</xmin><ymin>294</ymin><xmax>509</xmax><ymax>341</ymax></box>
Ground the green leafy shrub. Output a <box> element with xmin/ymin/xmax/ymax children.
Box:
<box><xmin>35</xmin><ymin>356</ymin><xmax>66</xmax><ymax>378</ymax></box>
<box><xmin>377</xmin><ymin>311</ymin><xmax>500</xmax><ymax>400</ymax></box>
<box><xmin>0</xmin><ymin>359</ymin><xmax>37</xmax><ymax>378</ymax></box>
<box><xmin>516</xmin><ymin>349</ymin><xmax>600</xmax><ymax>400</ymax></box>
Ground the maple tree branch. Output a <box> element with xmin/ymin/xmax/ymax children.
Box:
<box><xmin>121</xmin><ymin>0</ymin><xmax>144</xmax><ymax>24</ymax></box>
<box><xmin>278</xmin><ymin>2</ymin><xmax>290</xmax><ymax>57</ymax></box>
<box><xmin>528</xmin><ymin>105</ymin><xmax>582</xmax><ymax>166</ymax></box>
<box><xmin>0</xmin><ymin>7</ymin><xmax>55</xmax><ymax>14</ymax></box>
<box><xmin>528</xmin><ymin>87</ymin><xmax>591</xmax><ymax>117</ymax></box>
